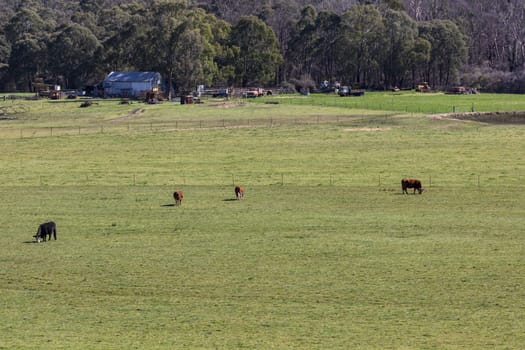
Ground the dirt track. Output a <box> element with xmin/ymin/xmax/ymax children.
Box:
<box><xmin>430</xmin><ymin>111</ymin><xmax>525</xmax><ymax>124</ymax></box>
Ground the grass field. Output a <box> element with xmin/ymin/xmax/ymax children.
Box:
<box><xmin>266</xmin><ymin>90</ymin><xmax>525</xmax><ymax>114</ymax></box>
<box><xmin>1</xmin><ymin>93</ymin><xmax>525</xmax><ymax>349</ymax></box>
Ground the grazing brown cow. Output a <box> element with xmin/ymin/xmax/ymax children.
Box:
<box><xmin>235</xmin><ymin>186</ymin><xmax>244</xmax><ymax>200</ymax></box>
<box><xmin>173</xmin><ymin>190</ymin><xmax>184</xmax><ymax>206</ymax></box>
<box><xmin>401</xmin><ymin>178</ymin><xmax>423</xmax><ymax>194</ymax></box>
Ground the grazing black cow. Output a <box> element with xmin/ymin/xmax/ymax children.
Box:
<box><xmin>235</xmin><ymin>186</ymin><xmax>244</xmax><ymax>200</ymax></box>
<box><xmin>401</xmin><ymin>178</ymin><xmax>423</xmax><ymax>194</ymax></box>
<box><xmin>173</xmin><ymin>190</ymin><xmax>184</xmax><ymax>206</ymax></box>
<box><xmin>34</xmin><ymin>221</ymin><xmax>57</xmax><ymax>242</ymax></box>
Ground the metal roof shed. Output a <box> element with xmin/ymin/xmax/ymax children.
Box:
<box><xmin>103</xmin><ymin>71</ymin><xmax>162</xmax><ymax>98</ymax></box>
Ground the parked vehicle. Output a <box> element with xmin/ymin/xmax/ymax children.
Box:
<box><xmin>338</xmin><ymin>85</ymin><xmax>365</xmax><ymax>97</ymax></box>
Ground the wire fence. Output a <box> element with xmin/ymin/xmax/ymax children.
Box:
<box><xmin>1</xmin><ymin>171</ymin><xmax>523</xmax><ymax>189</ymax></box>
<box><xmin>0</xmin><ymin>113</ymin><xmax>397</xmax><ymax>139</ymax></box>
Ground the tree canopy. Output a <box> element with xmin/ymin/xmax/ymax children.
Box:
<box><xmin>0</xmin><ymin>0</ymin><xmax>523</xmax><ymax>92</ymax></box>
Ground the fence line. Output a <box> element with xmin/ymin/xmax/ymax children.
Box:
<box><xmin>0</xmin><ymin>113</ymin><xmax>396</xmax><ymax>139</ymax></box>
<box><xmin>1</xmin><ymin>171</ymin><xmax>522</xmax><ymax>188</ymax></box>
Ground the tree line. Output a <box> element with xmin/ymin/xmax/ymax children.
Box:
<box><xmin>0</xmin><ymin>0</ymin><xmax>524</xmax><ymax>94</ymax></box>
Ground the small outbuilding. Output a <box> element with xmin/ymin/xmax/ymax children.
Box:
<box><xmin>102</xmin><ymin>71</ymin><xmax>162</xmax><ymax>98</ymax></box>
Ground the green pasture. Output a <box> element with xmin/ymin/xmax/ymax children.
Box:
<box><xmin>1</xmin><ymin>95</ymin><xmax>525</xmax><ymax>349</ymax></box>
<box><xmin>266</xmin><ymin>91</ymin><xmax>525</xmax><ymax>114</ymax></box>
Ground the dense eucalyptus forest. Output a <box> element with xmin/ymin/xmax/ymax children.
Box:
<box><xmin>1</xmin><ymin>0</ymin><xmax>524</xmax><ymax>93</ymax></box>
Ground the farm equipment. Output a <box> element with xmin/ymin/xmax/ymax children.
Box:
<box><xmin>416</xmin><ymin>82</ymin><xmax>432</xmax><ymax>92</ymax></box>
<box><xmin>32</xmin><ymin>79</ymin><xmax>64</xmax><ymax>98</ymax></box>
<box><xmin>144</xmin><ymin>89</ymin><xmax>164</xmax><ymax>104</ymax></box>
<box><xmin>49</xmin><ymin>90</ymin><xmax>65</xmax><ymax>99</ymax></box>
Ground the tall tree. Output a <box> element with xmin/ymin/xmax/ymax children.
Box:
<box><xmin>142</xmin><ymin>0</ymin><xmax>188</xmax><ymax>97</ymax></box>
<box><xmin>406</xmin><ymin>37</ymin><xmax>431</xmax><ymax>87</ymax></box>
<box><xmin>48</xmin><ymin>22</ymin><xmax>101</xmax><ymax>88</ymax></box>
<box><xmin>4</xmin><ymin>7</ymin><xmax>53</xmax><ymax>90</ymax></box>
<box><xmin>169</xmin><ymin>9</ymin><xmax>230</xmax><ymax>93</ymax></box>
<box><xmin>313</xmin><ymin>11</ymin><xmax>341</xmax><ymax>82</ymax></box>
<box><xmin>381</xmin><ymin>9</ymin><xmax>417</xmax><ymax>87</ymax></box>
<box><xmin>101</xmin><ymin>3</ymin><xmax>149</xmax><ymax>72</ymax></box>
<box><xmin>337</xmin><ymin>5</ymin><xmax>385</xmax><ymax>86</ymax></box>
<box><xmin>229</xmin><ymin>16</ymin><xmax>283</xmax><ymax>86</ymax></box>
<box><xmin>287</xmin><ymin>5</ymin><xmax>318</xmax><ymax>81</ymax></box>
<box><xmin>418</xmin><ymin>19</ymin><xmax>467</xmax><ymax>86</ymax></box>
<box><xmin>258</xmin><ymin>0</ymin><xmax>299</xmax><ymax>83</ymax></box>
<box><xmin>0</xmin><ymin>34</ymin><xmax>10</xmax><ymax>70</ymax></box>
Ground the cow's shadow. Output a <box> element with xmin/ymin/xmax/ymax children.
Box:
<box><xmin>161</xmin><ymin>203</ymin><xmax>176</xmax><ymax>207</ymax></box>
<box><xmin>23</xmin><ymin>240</ymin><xmax>39</xmax><ymax>244</ymax></box>
<box><xmin>223</xmin><ymin>198</ymin><xmax>239</xmax><ymax>202</ymax></box>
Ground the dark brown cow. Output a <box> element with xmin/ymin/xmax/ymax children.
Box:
<box><xmin>34</xmin><ymin>221</ymin><xmax>57</xmax><ymax>242</ymax></box>
<box><xmin>401</xmin><ymin>178</ymin><xmax>423</xmax><ymax>194</ymax></box>
<box><xmin>173</xmin><ymin>190</ymin><xmax>184</xmax><ymax>206</ymax></box>
<box><xmin>235</xmin><ymin>186</ymin><xmax>244</xmax><ymax>200</ymax></box>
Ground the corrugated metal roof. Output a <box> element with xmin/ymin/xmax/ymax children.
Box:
<box><xmin>104</xmin><ymin>71</ymin><xmax>161</xmax><ymax>83</ymax></box>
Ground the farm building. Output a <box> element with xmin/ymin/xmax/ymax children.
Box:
<box><xmin>102</xmin><ymin>71</ymin><xmax>162</xmax><ymax>98</ymax></box>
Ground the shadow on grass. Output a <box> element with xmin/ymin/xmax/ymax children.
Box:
<box><xmin>223</xmin><ymin>198</ymin><xmax>239</xmax><ymax>202</ymax></box>
<box><xmin>161</xmin><ymin>203</ymin><xmax>175</xmax><ymax>207</ymax></box>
